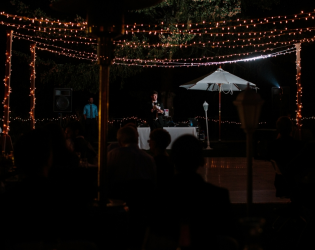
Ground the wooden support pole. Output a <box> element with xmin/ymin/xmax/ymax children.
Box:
<box><xmin>30</xmin><ymin>43</ymin><xmax>36</xmax><ymax>130</ymax></box>
<box><xmin>218</xmin><ymin>84</ymin><xmax>222</xmax><ymax>141</ymax></box>
<box><xmin>2</xmin><ymin>30</ymin><xmax>13</xmax><ymax>137</ymax></box>
<box><xmin>97</xmin><ymin>37</ymin><xmax>112</xmax><ymax>203</ymax></box>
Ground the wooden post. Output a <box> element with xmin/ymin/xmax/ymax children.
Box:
<box><xmin>30</xmin><ymin>43</ymin><xmax>36</xmax><ymax>129</ymax></box>
<box><xmin>2</xmin><ymin>30</ymin><xmax>13</xmax><ymax>138</ymax></box>
<box><xmin>218</xmin><ymin>84</ymin><xmax>222</xmax><ymax>141</ymax></box>
<box><xmin>295</xmin><ymin>43</ymin><xmax>302</xmax><ymax>137</ymax></box>
<box><xmin>246</xmin><ymin>131</ymin><xmax>253</xmax><ymax>216</ymax></box>
<box><xmin>97</xmin><ymin>37</ymin><xmax>112</xmax><ymax>203</ymax></box>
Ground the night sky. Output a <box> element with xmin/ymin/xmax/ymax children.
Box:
<box><xmin>0</xmin><ymin>0</ymin><xmax>315</xmax><ymax>130</ymax></box>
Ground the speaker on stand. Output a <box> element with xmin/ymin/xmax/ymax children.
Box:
<box><xmin>53</xmin><ymin>88</ymin><xmax>73</xmax><ymax>126</ymax></box>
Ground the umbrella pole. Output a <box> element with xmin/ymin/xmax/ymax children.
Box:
<box><xmin>219</xmin><ymin>84</ymin><xmax>221</xmax><ymax>141</ymax></box>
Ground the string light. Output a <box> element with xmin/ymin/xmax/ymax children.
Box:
<box><xmin>1</xmin><ymin>9</ymin><xmax>314</xmax><ymax>31</ymax></box>
<box><xmin>30</xmin><ymin>43</ymin><xmax>36</xmax><ymax>129</ymax></box>
<box><xmin>116</xmin><ymin>27</ymin><xmax>315</xmax><ymax>49</ymax></box>
<box><xmin>36</xmin><ymin>46</ymin><xmax>97</xmax><ymax>61</ymax></box>
<box><xmin>115</xmin><ymin>45</ymin><xmax>293</xmax><ymax>64</ymax></box>
<box><xmin>13</xmin><ymin>31</ymin><xmax>97</xmax><ymax>45</ymax></box>
<box><xmin>13</xmin><ymin>33</ymin><xmax>97</xmax><ymax>58</ymax></box>
<box><xmin>0</xmin><ymin>20</ymin><xmax>86</xmax><ymax>33</ymax></box>
<box><xmin>0</xmin><ymin>11</ymin><xmax>87</xmax><ymax>27</ymax></box>
<box><xmin>124</xmin><ymin>12</ymin><xmax>315</xmax><ymax>35</ymax></box>
<box><xmin>158</xmin><ymin>10</ymin><xmax>315</xmax><ymax>31</ymax></box>
<box><xmin>4</xmin><ymin>115</ymin><xmax>315</xmax><ymax>125</ymax></box>
<box><xmin>2</xmin><ymin>30</ymin><xmax>13</xmax><ymax>135</ymax></box>
<box><xmin>113</xmin><ymin>47</ymin><xmax>296</xmax><ymax>68</ymax></box>
<box><xmin>295</xmin><ymin>43</ymin><xmax>302</xmax><ymax>128</ymax></box>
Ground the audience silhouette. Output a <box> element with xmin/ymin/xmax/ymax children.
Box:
<box><xmin>147</xmin><ymin>135</ymin><xmax>235</xmax><ymax>250</ymax></box>
<box><xmin>269</xmin><ymin>116</ymin><xmax>303</xmax><ymax>197</ymax></box>
<box><xmin>148</xmin><ymin>128</ymin><xmax>174</xmax><ymax>189</ymax></box>
<box><xmin>1</xmin><ymin>128</ymin><xmax>97</xmax><ymax>249</ymax></box>
<box><xmin>65</xmin><ymin>121</ymin><xmax>97</xmax><ymax>165</ymax></box>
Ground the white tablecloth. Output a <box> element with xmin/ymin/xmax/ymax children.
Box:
<box><xmin>137</xmin><ymin>127</ymin><xmax>198</xmax><ymax>150</ymax></box>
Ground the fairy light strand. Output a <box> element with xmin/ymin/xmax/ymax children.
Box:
<box><xmin>2</xmin><ymin>30</ymin><xmax>13</xmax><ymax>135</ymax></box>
<box><xmin>1</xmin><ymin>9</ymin><xmax>314</xmax><ymax>31</ymax></box>
<box><xmin>30</xmin><ymin>43</ymin><xmax>36</xmax><ymax>129</ymax></box>
<box><xmin>0</xmin><ymin>11</ymin><xmax>87</xmax><ymax>26</ymax></box>
<box><xmin>113</xmin><ymin>47</ymin><xmax>296</xmax><ymax>68</ymax></box>
<box><xmin>13</xmin><ymin>33</ymin><xmax>97</xmax><ymax>58</ymax></box>
<box><xmin>295</xmin><ymin>43</ymin><xmax>302</xmax><ymax>129</ymax></box>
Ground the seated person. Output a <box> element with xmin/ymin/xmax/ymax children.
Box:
<box><xmin>1</xmin><ymin>129</ymin><xmax>54</xmax><ymax>247</ymax></box>
<box><xmin>269</xmin><ymin>116</ymin><xmax>303</xmax><ymax>197</ymax></box>
<box><xmin>150</xmin><ymin>135</ymin><xmax>234</xmax><ymax>249</ymax></box>
<box><xmin>107</xmin><ymin>126</ymin><xmax>156</xmax><ymax>249</ymax></box>
<box><xmin>107</xmin><ymin>122</ymin><xmax>138</xmax><ymax>152</ymax></box>
<box><xmin>107</xmin><ymin>126</ymin><xmax>156</xmax><ymax>201</ymax></box>
<box><xmin>44</xmin><ymin>122</ymin><xmax>79</xmax><ymax>168</ymax></box>
<box><xmin>148</xmin><ymin>128</ymin><xmax>174</xmax><ymax>189</ymax></box>
<box><xmin>65</xmin><ymin>121</ymin><xmax>97</xmax><ymax>165</ymax></box>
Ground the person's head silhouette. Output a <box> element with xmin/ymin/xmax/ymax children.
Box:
<box><xmin>171</xmin><ymin>135</ymin><xmax>204</xmax><ymax>173</ymax></box>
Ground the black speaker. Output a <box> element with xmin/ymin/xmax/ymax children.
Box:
<box><xmin>53</xmin><ymin>88</ymin><xmax>72</xmax><ymax>112</ymax></box>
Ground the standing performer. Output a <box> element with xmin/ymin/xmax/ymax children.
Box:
<box><xmin>83</xmin><ymin>97</ymin><xmax>98</xmax><ymax>142</ymax></box>
<box><xmin>146</xmin><ymin>91</ymin><xmax>164</xmax><ymax>131</ymax></box>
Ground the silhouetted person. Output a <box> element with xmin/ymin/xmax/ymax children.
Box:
<box><xmin>107</xmin><ymin>122</ymin><xmax>139</xmax><ymax>152</ymax></box>
<box><xmin>44</xmin><ymin>122</ymin><xmax>79</xmax><ymax>168</ymax></box>
<box><xmin>107</xmin><ymin>125</ymin><xmax>156</xmax><ymax>249</ymax></box>
<box><xmin>149</xmin><ymin>135</ymin><xmax>234</xmax><ymax>250</ymax></box>
<box><xmin>1</xmin><ymin>129</ymin><xmax>54</xmax><ymax>247</ymax></box>
<box><xmin>1</xmin><ymin>128</ymin><xmax>98</xmax><ymax>249</ymax></box>
<box><xmin>65</xmin><ymin>121</ymin><xmax>97</xmax><ymax>164</ymax></box>
<box><xmin>269</xmin><ymin>116</ymin><xmax>303</xmax><ymax>197</ymax></box>
<box><xmin>148</xmin><ymin>128</ymin><xmax>174</xmax><ymax>189</ymax></box>
<box><xmin>45</xmin><ymin>122</ymin><xmax>96</xmax><ymax>207</ymax></box>
<box><xmin>107</xmin><ymin>126</ymin><xmax>156</xmax><ymax>201</ymax></box>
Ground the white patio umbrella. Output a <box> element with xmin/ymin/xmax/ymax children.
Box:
<box><xmin>180</xmin><ymin>67</ymin><xmax>257</xmax><ymax>141</ymax></box>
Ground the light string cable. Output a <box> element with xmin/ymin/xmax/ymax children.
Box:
<box><xmin>116</xmin><ymin>26</ymin><xmax>315</xmax><ymax>49</ymax></box>
<box><xmin>13</xmin><ymin>31</ymin><xmax>97</xmax><ymax>45</ymax></box>
<box><xmin>2</xmin><ymin>10</ymin><xmax>315</xmax><ymax>39</ymax></box>
<box><xmin>0</xmin><ymin>20</ymin><xmax>87</xmax><ymax>34</ymax></box>
<box><xmin>35</xmin><ymin>46</ymin><xmax>97</xmax><ymax>61</ymax></box>
<box><xmin>124</xmin><ymin>11</ymin><xmax>315</xmax><ymax>35</ymax></box>
<box><xmin>113</xmin><ymin>46</ymin><xmax>297</xmax><ymax>68</ymax></box>
<box><xmin>14</xmin><ymin>29</ymin><xmax>296</xmax><ymax>63</ymax></box>
<box><xmin>114</xmin><ymin>45</ymin><xmax>296</xmax><ymax>65</ymax></box>
<box><xmin>13</xmin><ymin>31</ymin><xmax>295</xmax><ymax>65</ymax></box>
<box><xmin>0</xmin><ymin>11</ymin><xmax>87</xmax><ymax>26</ymax></box>
<box><xmin>7</xmin><ymin>21</ymin><xmax>315</xmax><ymax>52</ymax></box>
<box><xmin>13</xmin><ymin>33</ymin><xmax>97</xmax><ymax>59</ymax></box>
<box><xmin>0</xmin><ymin>22</ymin><xmax>97</xmax><ymax>45</ymax></box>
<box><xmin>5</xmin><ymin>114</ymin><xmax>315</xmax><ymax>124</ymax></box>
<box><xmin>2</xmin><ymin>12</ymin><xmax>315</xmax><ymax>50</ymax></box>
<box><xmin>157</xmin><ymin>10</ymin><xmax>315</xmax><ymax>31</ymax></box>
<box><xmin>1</xmin><ymin>9</ymin><xmax>314</xmax><ymax>30</ymax></box>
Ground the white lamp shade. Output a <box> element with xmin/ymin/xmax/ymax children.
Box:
<box><xmin>203</xmin><ymin>101</ymin><xmax>209</xmax><ymax>111</ymax></box>
<box><xmin>233</xmin><ymin>86</ymin><xmax>264</xmax><ymax>131</ymax></box>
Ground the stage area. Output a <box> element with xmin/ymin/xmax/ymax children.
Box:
<box><xmin>197</xmin><ymin>157</ymin><xmax>290</xmax><ymax>204</ymax></box>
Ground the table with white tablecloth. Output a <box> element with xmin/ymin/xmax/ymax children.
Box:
<box><xmin>137</xmin><ymin>127</ymin><xmax>198</xmax><ymax>150</ymax></box>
